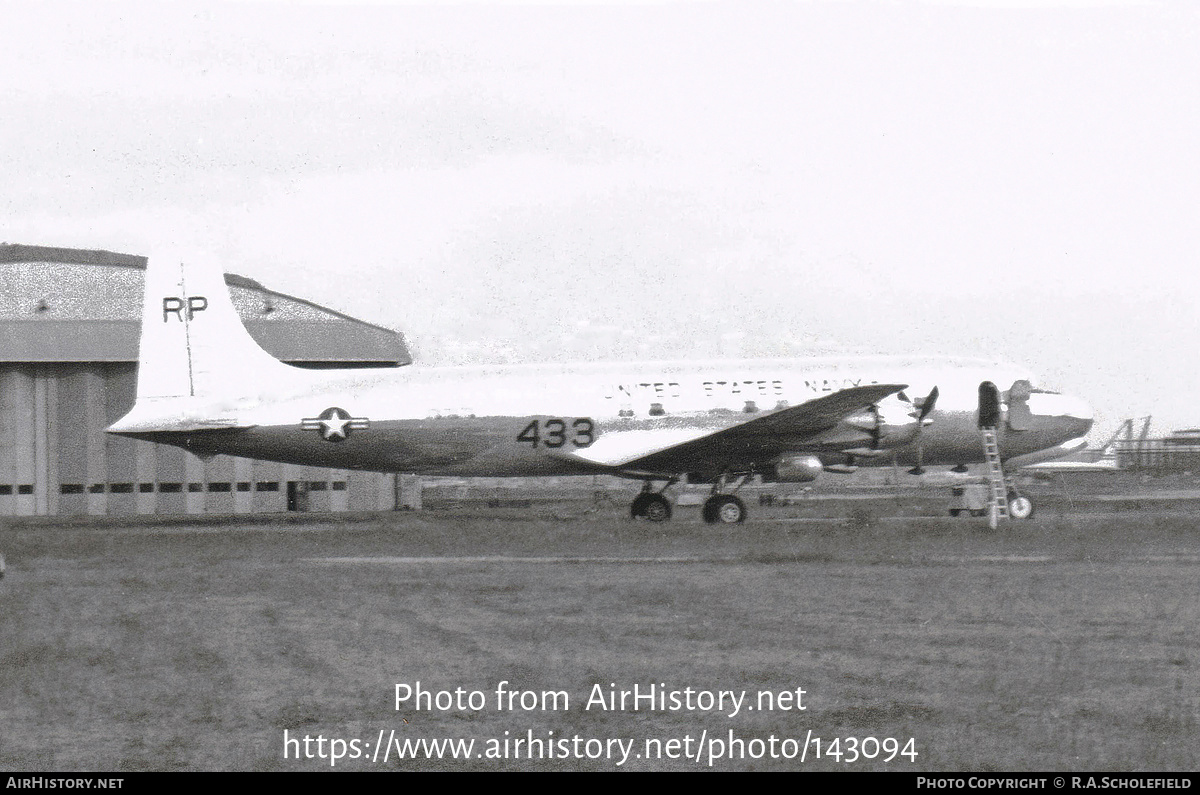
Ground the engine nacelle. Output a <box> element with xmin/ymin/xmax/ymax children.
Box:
<box><xmin>875</xmin><ymin>415</ymin><xmax>922</xmax><ymax>450</ymax></box>
<box><xmin>763</xmin><ymin>454</ymin><xmax>823</xmax><ymax>483</ymax></box>
<box><xmin>836</xmin><ymin>400</ymin><xmax>922</xmax><ymax>454</ymax></box>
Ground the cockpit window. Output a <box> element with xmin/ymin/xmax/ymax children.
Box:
<box><xmin>1026</xmin><ymin>377</ymin><xmax>1062</xmax><ymax>395</ymax></box>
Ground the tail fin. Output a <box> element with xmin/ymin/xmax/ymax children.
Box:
<box><xmin>110</xmin><ymin>254</ymin><xmax>309</xmax><ymax>432</ymax></box>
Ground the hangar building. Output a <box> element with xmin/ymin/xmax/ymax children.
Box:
<box><xmin>0</xmin><ymin>244</ymin><xmax>410</xmax><ymax>517</ymax></box>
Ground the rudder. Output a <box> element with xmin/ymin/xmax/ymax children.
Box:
<box><xmin>133</xmin><ymin>254</ymin><xmax>302</xmax><ymax>402</ymax></box>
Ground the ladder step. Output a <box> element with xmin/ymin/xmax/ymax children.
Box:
<box><xmin>980</xmin><ymin>426</ymin><xmax>1009</xmax><ymax>520</ymax></box>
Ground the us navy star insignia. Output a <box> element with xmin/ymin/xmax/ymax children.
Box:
<box><xmin>300</xmin><ymin>407</ymin><xmax>369</xmax><ymax>442</ymax></box>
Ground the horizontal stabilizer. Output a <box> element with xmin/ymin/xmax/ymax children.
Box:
<box><xmin>106</xmin><ymin>397</ymin><xmax>253</xmax><ymax>435</ymax></box>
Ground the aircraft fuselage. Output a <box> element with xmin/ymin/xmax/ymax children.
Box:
<box><xmin>118</xmin><ymin>355</ymin><xmax>1092</xmax><ymax>478</ymax></box>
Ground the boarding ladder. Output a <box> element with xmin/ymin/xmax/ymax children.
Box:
<box><xmin>981</xmin><ymin>427</ymin><xmax>1009</xmax><ymax>527</ymax></box>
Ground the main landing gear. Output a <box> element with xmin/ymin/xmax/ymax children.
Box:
<box><xmin>630</xmin><ymin>491</ymin><xmax>672</xmax><ymax>522</ymax></box>
<box><xmin>702</xmin><ymin>494</ymin><xmax>747</xmax><ymax>525</ymax></box>
<box><xmin>630</xmin><ymin>478</ymin><xmax>676</xmax><ymax>522</ymax></box>
<box><xmin>629</xmin><ymin>474</ymin><xmax>750</xmax><ymax>524</ymax></box>
<box><xmin>701</xmin><ymin>474</ymin><xmax>749</xmax><ymax>524</ymax></box>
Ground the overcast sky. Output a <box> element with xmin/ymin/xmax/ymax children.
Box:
<box><xmin>3</xmin><ymin>0</ymin><xmax>1198</xmax><ymax>442</ymax></box>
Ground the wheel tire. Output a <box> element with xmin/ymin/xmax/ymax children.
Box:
<box><xmin>630</xmin><ymin>494</ymin><xmax>649</xmax><ymax>519</ymax></box>
<box><xmin>633</xmin><ymin>493</ymin><xmax>672</xmax><ymax>522</ymax></box>
<box><xmin>643</xmin><ymin>494</ymin><xmax>672</xmax><ymax>522</ymax></box>
<box><xmin>709</xmin><ymin>495</ymin><xmax>746</xmax><ymax>524</ymax></box>
<box><xmin>1008</xmin><ymin>494</ymin><xmax>1034</xmax><ymax>520</ymax></box>
<box><xmin>949</xmin><ymin>509</ymin><xmax>962</xmax><ymax>517</ymax></box>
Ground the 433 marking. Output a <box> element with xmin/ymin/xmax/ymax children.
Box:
<box><xmin>516</xmin><ymin>418</ymin><xmax>595</xmax><ymax>449</ymax></box>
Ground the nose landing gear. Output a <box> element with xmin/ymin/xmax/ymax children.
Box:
<box><xmin>1007</xmin><ymin>491</ymin><xmax>1035</xmax><ymax>520</ymax></box>
<box><xmin>948</xmin><ymin>482</ymin><xmax>1037</xmax><ymax>521</ymax></box>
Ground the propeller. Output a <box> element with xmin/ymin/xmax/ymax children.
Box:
<box><xmin>906</xmin><ymin>386</ymin><xmax>939</xmax><ymax>475</ymax></box>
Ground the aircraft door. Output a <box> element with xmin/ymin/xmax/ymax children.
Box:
<box><xmin>978</xmin><ymin>381</ymin><xmax>1001</xmax><ymax>429</ymax></box>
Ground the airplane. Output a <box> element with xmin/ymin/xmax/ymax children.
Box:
<box><xmin>107</xmin><ymin>255</ymin><xmax>1094</xmax><ymax>524</ymax></box>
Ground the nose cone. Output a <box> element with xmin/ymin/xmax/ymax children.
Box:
<box><xmin>1028</xmin><ymin>392</ymin><xmax>1094</xmax><ymax>439</ymax></box>
<box><xmin>1061</xmin><ymin>394</ymin><xmax>1094</xmax><ymax>439</ymax></box>
<box><xmin>1060</xmin><ymin>394</ymin><xmax>1094</xmax><ymax>422</ymax></box>
<box><xmin>1072</xmin><ymin>413</ymin><xmax>1094</xmax><ymax>439</ymax></box>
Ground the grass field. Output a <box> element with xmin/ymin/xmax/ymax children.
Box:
<box><xmin>0</xmin><ymin>506</ymin><xmax>1197</xmax><ymax>771</ymax></box>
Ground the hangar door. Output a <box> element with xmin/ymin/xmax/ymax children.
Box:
<box><xmin>0</xmin><ymin>365</ymin><xmax>53</xmax><ymax>515</ymax></box>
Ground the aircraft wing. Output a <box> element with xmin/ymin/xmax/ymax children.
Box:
<box><xmin>566</xmin><ymin>383</ymin><xmax>907</xmax><ymax>474</ymax></box>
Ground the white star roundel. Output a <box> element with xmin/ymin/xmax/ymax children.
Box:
<box><xmin>300</xmin><ymin>407</ymin><xmax>369</xmax><ymax>442</ymax></box>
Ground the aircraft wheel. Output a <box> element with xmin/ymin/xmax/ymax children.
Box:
<box><xmin>704</xmin><ymin>495</ymin><xmax>746</xmax><ymax>525</ymax></box>
<box><xmin>631</xmin><ymin>493</ymin><xmax>672</xmax><ymax>522</ymax></box>
<box><xmin>1007</xmin><ymin>493</ymin><xmax>1035</xmax><ymax>520</ymax></box>
<box><xmin>949</xmin><ymin>509</ymin><xmax>962</xmax><ymax>517</ymax></box>
<box><xmin>630</xmin><ymin>494</ymin><xmax>648</xmax><ymax>519</ymax></box>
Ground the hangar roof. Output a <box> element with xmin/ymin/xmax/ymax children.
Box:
<box><xmin>0</xmin><ymin>244</ymin><xmax>411</xmax><ymax>366</ymax></box>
